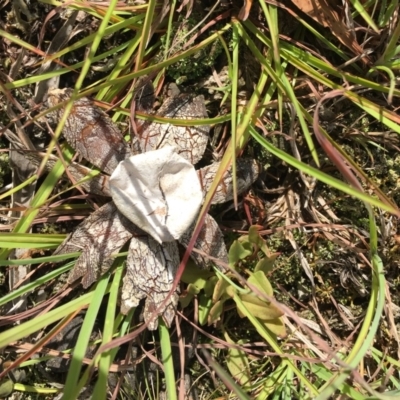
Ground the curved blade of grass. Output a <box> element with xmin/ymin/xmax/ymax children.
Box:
<box><xmin>260</xmin><ymin>2</ymin><xmax>283</xmax><ymax>125</ymax></box>
<box><xmin>0</xmin><ymin>146</ymin><xmax>74</xmax><ymax>260</ymax></box>
<box><xmin>192</xmin><ymin>49</ymin><xmax>269</xmax><ymax>260</ymax></box>
<box><xmin>0</xmin><ymin>175</ymin><xmax>37</xmax><ymax>202</ymax></box>
<box><xmin>350</xmin><ymin>0</ymin><xmax>379</xmax><ymax>31</ymax></box>
<box><xmin>0</xmin><ymin>233</ymin><xmax>64</xmax><ymax>249</ymax></box>
<box><xmin>231</xmin><ymin>22</ymin><xmax>240</xmax><ymax>208</ymax></box>
<box><xmin>92</xmin><ymin>263</ymin><xmax>124</xmax><ymax>400</ymax></box>
<box><xmin>277</xmin><ymin>9</ymin><xmax>360</xmax><ymax>72</ymax></box>
<box><xmin>5</xmin><ymin>39</ymin><xmax>130</xmax><ymax>90</ymax></box>
<box><xmin>316</xmin><ymin>241</ymin><xmax>385</xmax><ymax>399</ymax></box>
<box><xmin>235</xmin><ymin>21</ymin><xmax>319</xmax><ymax>165</ymax></box>
<box><xmin>377</xmin><ymin>17</ymin><xmax>400</xmax><ymax>63</ymax></box>
<box><xmin>134</xmin><ymin>112</ymin><xmax>229</xmax><ymax>126</ymax></box>
<box><xmin>232</xmin><ymin>292</ymin><xmax>318</xmax><ymax>396</ymax></box>
<box><xmin>2</xmin><ymin>14</ymin><xmax>144</xmax><ymax>89</ymax></box>
<box><xmin>0</xmin><ymin>289</ymin><xmax>100</xmax><ymax>348</ymax></box>
<box><xmin>0</xmin><ymin>261</ymin><xmax>74</xmax><ymax>307</ymax></box>
<box><xmin>202</xmin><ymin>348</ymin><xmax>251</xmax><ymax>400</ymax></box>
<box><xmin>378</xmin><ymin>0</ymin><xmax>398</xmax><ymax>27</ymax></box>
<box><xmin>244</xmin><ymin>19</ymin><xmax>400</xmax><ymax>99</ymax></box>
<box><xmin>0</xmin><ymin>252</ymin><xmax>79</xmax><ymax>266</ymax></box>
<box><xmin>97</xmin><ymin>34</ymin><xmax>141</xmax><ymax>100</ymax></box>
<box><xmin>0</xmin><ymin>310</ymin><xmax>81</xmax><ymax>381</ymax></box>
<box><xmin>256</xmin><ymin>363</ymin><xmax>288</xmax><ymax>400</ymax></box>
<box><xmin>64</xmin><ymin>23</ymin><xmax>232</xmax><ymax>98</ymax></box>
<box><xmin>250</xmin><ymin>127</ymin><xmax>400</xmax><ymax>216</ymax></box>
<box><xmin>135</xmin><ymin>0</ymin><xmax>157</xmax><ymax>70</ymax></box>
<box><xmin>63</xmin><ymin>272</ymin><xmax>112</xmax><ymax>399</ymax></box>
<box><xmin>37</xmin><ymin>16</ymin><xmax>144</xmax><ymax>65</ymax></box>
<box><xmin>159</xmin><ymin>319</ymin><xmax>177</xmax><ymax>400</ymax></box>
<box><xmin>40</xmin><ymin>0</ymin><xmax>120</xmax><ymax>161</ymax></box>
<box><xmin>309</xmin><ymin>94</ymin><xmax>398</xmax><ymax>212</ymax></box>
<box><xmin>312</xmin><ymin>95</ymin><xmax>386</xmax><ymax>400</ymax></box>
<box><xmin>309</xmin><ymin>361</ymin><xmax>370</xmax><ymax>399</ymax></box>
<box><xmin>244</xmin><ymin>20</ymin><xmax>400</xmax><ymax>137</ymax></box>
<box><xmin>10</xmin><ymin>22</ymin><xmax>231</xmax><ymax>114</ymax></box>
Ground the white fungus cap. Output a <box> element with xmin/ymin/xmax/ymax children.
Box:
<box><xmin>109</xmin><ymin>146</ymin><xmax>203</xmax><ymax>243</ymax></box>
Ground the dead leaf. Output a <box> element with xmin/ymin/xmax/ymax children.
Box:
<box><xmin>290</xmin><ymin>0</ymin><xmax>370</xmax><ymax>64</ymax></box>
<box><xmin>238</xmin><ymin>0</ymin><xmax>253</xmax><ymax>21</ymax></box>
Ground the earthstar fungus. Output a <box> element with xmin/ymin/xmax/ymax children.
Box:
<box><xmin>49</xmin><ymin>85</ymin><xmax>259</xmax><ymax>329</ymax></box>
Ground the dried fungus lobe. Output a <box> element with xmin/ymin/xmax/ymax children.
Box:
<box><xmin>198</xmin><ymin>158</ymin><xmax>260</xmax><ymax>204</ymax></box>
<box><xmin>22</xmin><ymin>151</ymin><xmax>111</xmax><ymax>197</ymax></box>
<box><xmin>54</xmin><ymin>202</ymin><xmax>139</xmax><ymax>288</ymax></box>
<box><xmin>179</xmin><ymin>214</ymin><xmax>228</xmax><ymax>270</ymax></box>
<box><xmin>121</xmin><ymin>236</ymin><xmax>180</xmax><ymax>330</ymax></box>
<box><xmin>47</xmin><ymin>88</ymin><xmax>137</xmax><ymax>175</ymax></box>
<box><xmin>138</xmin><ymin>87</ymin><xmax>209</xmax><ymax>165</ymax></box>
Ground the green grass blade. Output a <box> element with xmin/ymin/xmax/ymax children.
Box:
<box><xmin>63</xmin><ymin>273</ymin><xmax>112</xmax><ymax>399</ymax></box>
<box><xmin>159</xmin><ymin>319</ymin><xmax>177</xmax><ymax>400</ymax></box>
<box><xmin>92</xmin><ymin>263</ymin><xmax>124</xmax><ymax>400</ymax></box>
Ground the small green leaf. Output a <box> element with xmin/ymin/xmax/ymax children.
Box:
<box><xmin>0</xmin><ymin>379</ymin><xmax>14</xmax><ymax>398</ymax></box>
<box><xmin>254</xmin><ymin>253</ymin><xmax>279</xmax><ymax>274</ymax></box>
<box><xmin>179</xmin><ymin>284</ymin><xmax>198</xmax><ymax>308</ymax></box>
<box><xmin>181</xmin><ymin>261</ymin><xmax>214</xmax><ymax>290</ymax></box>
<box><xmin>198</xmin><ymin>293</ymin><xmax>213</xmax><ymax>325</ymax></box>
<box><xmin>239</xmin><ymin>294</ymin><xmax>284</xmax><ymax>320</ymax></box>
<box><xmin>225</xmin><ymin>285</ymin><xmax>237</xmax><ymax>300</ymax></box>
<box><xmin>238</xmin><ymin>234</ymin><xmax>249</xmax><ymax>244</ymax></box>
<box><xmin>179</xmin><ymin>293</ymin><xmax>193</xmax><ymax>309</ymax></box>
<box><xmin>247</xmin><ymin>225</ymin><xmax>270</xmax><ymax>256</ymax></box>
<box><xmin>228</xmin><ymin>239</ymin><xmax>252</xmax><ymax>266</ymax></box>
<box><xmin>258</xmin><ymin>317</ymin><xmax>287</xmax><ymax>337</ymax></box>
<box><xmin>234</xmin><ymin>294</ymin><xmax>287</xmax><ymax>337</ymax></box>
<box><xmin>213</xmin><ymin>276</ymin><xmax>230</xmax><ymax>302</ymax></box>
<box><xmin>187</xmin><ymin>283</ymin><xmax>201</xmax><ymax>296</ymax></box>
<box><xmin>226</xmin><ymin>347</ymin><xmax>251</xmax><ymax>387</ymax></box>
<box><xmin>248</xmin><ymin>270</ymin><xmax>274</xmax><ymax>296</ymax></box>
<box><xmin>248</xmin><ymin>225</ymin><xmax>262</xmax><ymax>245</ymax></box>
<box><xmin>204</xmin><ymin>275</ymin><xmax>219</xmax><ymax>297</ymax></box>
<box><xmin>208</xmin><ymin>299</ymin><xmax>224</xmax><ymax>325</ymax></box>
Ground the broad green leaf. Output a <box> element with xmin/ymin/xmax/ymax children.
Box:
<box><xmin>208</xmin><ymin>299</ymin><xmax>224</xmax><ymax>325</ymax></box>
<box><xmin>0</xmin><ymin>380</ymin><xmax>14</xmax><ymax>398</ymax></box>
<box><xmin>204</xmin><ymin>275</ymin><xmax>219</xmax><ymax>297</ymax></box>
<box><xmin>181</xmin><ymin>261</ymin><xmax>214</xmax><ymax>288</ymax></box>
<box><xmin>198</xmin><ymin>293</ymin><xmax>213</xmax><ymax>325</ymax></box>
<box><xmin>229</xmin><ymin>240</ymin><xmax>252</xmax><ymax>266</ymax></box>
<box><xmin>254</xmin><ymin>254</ymin><xmax>278</xmax><ymax>274</ymax></box>
<box><xmin>238</xmin><ymin>227</ymin><xmax>271</xmax><ymax>259</ymax></box>
<box><xmin>213</xmin><ymin>276</ymin><xmax>230</xmax><ymax>302</ymax></box>
<box><xmin>248</xmin><ymin>271</ymin><xmax>274</xmax><ymax>297</ymax></box>
<box><xmin>187</xmin><ymin>283</ymin><xmax>201</xmax><ymax>296</ymax></box>
<box><xmin>239</xmin><ymin>294</ymin><xmax>283</xmax><ymax>320</ymax></box>
<box><xmin>226</xmin><ymin>346</ymin><xmax>251</xmax><ymax>388</ymax></box>
<box><xmin>225</xmin><ymin>333</ymin><xmax>251</xmax><ymax>388</ymax></box>
<box><xmin>258</xmin><ymin>317</ymin><xmax>286</xmax><ymax>338</ymax></box>
<box><xmin>179</xmin><ymin>290</ymin><xmax>195</xmax><ymax>309</ymax></box>
<box><xmin>247</xmin><ymin>226</ymin><xmax>268</xmax><ymax>253</ymax></box>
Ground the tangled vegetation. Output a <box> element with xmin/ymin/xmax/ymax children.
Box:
<box><xmin>1</xmin><ymin>0</ymin><xmax>400</xmax><ymax>399</ymax></box>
